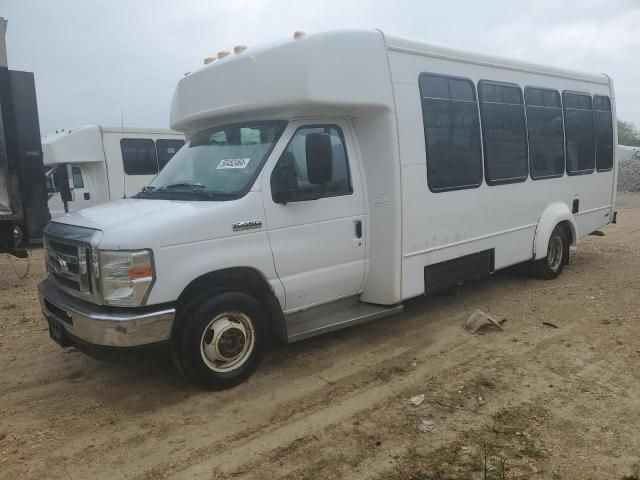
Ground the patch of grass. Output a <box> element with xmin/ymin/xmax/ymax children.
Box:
<box><xmin>2</xmin><ymin>303</ymin><xmax>17</xmax><ymax>310</ymax></box>
<box><xmin>471</xmin><ymin>436</ymin><xmax>509</xmax><ymax>480</ymax></box>
<box><xmin>622</xmin><ymin>475</ymin><xmax>640</xmax><ymax>480</ymax></box>
<box><xmin>520</xmin><ymin>440</ymin><xmax>545</xmax><ymax>459</ymax></box>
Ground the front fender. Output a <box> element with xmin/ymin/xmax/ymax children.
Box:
<box><xmin>533</xmin><ymin>203</ymin><xmax>578</xmax><ymax>260</ymax></box>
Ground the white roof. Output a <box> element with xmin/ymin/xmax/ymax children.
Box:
<box><xmin>383</xmin><ymin>33</ymin><xmax>609</xmax><ymax>85</ymax></box>
<box><xmin>170</xmin><ymin>29</ymin><xmax>611</xmax><ymax>135</ymax></box>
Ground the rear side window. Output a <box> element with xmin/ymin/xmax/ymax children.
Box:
<box><xmin>156</xmin><ymin>139</ymin><xmax>185</xmax><ymax>170</ymax></box>
<box><xmin>563</xmin><ymin>92</ymin><xmax>595</xmax><ymax>175</ymax></box>
<box><xmin>524</xmin><ymin>87</ymin><xmax>565</xmax><ymax>179</ymax></box>
<box><xmin>594</xmin><ymin>95</ymin><xmax>614</xmax><ymax>171</ymax></box>
<box><xmin>478</xmin><ymin>81</ymin><xmax>528</xmax><ymax>185</ymax></box>
<box><xmin>271</xmin><ymin>125</ymin><xmax>351</xmax><ymax>202</ymax></box>
<box><xmin>121</xmin><ymin>138</ymin><xmax>158</xmax><ymax>175</ymax></box>
<box><xmin>419</xmin><ymin>73</ymin><xmax>483</xmax><ymax>192</ymax></box>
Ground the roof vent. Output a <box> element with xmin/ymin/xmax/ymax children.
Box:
<box><xmin>233</xmin><ymin>45</ymin><xmax>247</xmax><ymax>54</ymax></box>
<box><xmin>293</xmin><ymin>31</ymin><xmax>305</xmax><ymax>40</ymax></box>
<box><xmin>203</xmin><ymin>56</ymin><xmax>216</xmax><ymax>65</ymax></box>
<box><xmin>217</xmin><ymin>50</ymin><xmax>230</xmax><ymax>59</ymax></box>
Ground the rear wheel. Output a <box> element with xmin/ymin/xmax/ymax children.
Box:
<box><xmin>531</xmin><ymin>225</ymin><xmax>568</xmax><ymax>279</ymax></box>
<box><xmin>173</xmin><ymin>291</ymin><xmax>266</xmax><ymax>390</ymax></box>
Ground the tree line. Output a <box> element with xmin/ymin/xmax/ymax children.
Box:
<box><xmin>619</xmin><ymin>120</ymin><xmax>640</xmax><ymax>146</ymax></box>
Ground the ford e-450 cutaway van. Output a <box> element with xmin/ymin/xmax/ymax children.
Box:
<box><xmin>38</xmin><ymin>30</ymin><xmax>617</xmax><ymax>389</ymax></box>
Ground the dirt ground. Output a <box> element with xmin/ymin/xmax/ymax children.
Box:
<box><xmin>1</xmin><ymin>194</ymin><xmax>640</xmax><ymax>480</ymax></box>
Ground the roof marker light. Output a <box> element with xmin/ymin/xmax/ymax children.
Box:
<box><xmin>217</xmin><ymin>50</ymin><xmax>230</xmax><ymax>59</ymax></box>
<box><xmin>203</xmin><ymin>56</ymin><xmax>216</xmax><ymax>65</ymax></box>
<box><xmin>234</xmin><ymin>45</ymin><xmax>247</xmax><ymax>54</ymax></box>
<box><xmin>184</xmin><ymin>72</ymin><xmax>191</xmax><ymax>77</ymax></box>
<box><xmin>294</xmin><ymin>31</ymin><xmax>305</xmax><ymax>40</ymax></box>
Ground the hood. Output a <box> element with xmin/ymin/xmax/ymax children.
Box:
<box><xmin>52</xmin><ymin>194</ymin><xmax>265</xmax><ymax>250</ymax></box>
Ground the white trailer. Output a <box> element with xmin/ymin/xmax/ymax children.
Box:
<box><xmin>39</xmin><ymin>30</ymin><xmax>617</xmax><ymax>389</ymax></box>
<box><xmin>42</xmin><ymin>125</ymin><xmax>184</xmax><ymax>216</ymax></box>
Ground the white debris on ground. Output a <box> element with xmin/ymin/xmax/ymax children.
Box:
<box><xmin>465</xmin><ymin>309</ymin><xmax>503</xmax><ymax>334</ymax></box>
<box><xmin>408</xmin><ymin>394</ymin><xmax>425</xmax><ymax>406</ymax></box>
<box><xmin>418</xmin><ymin>419</ymin><xmax>437</xmax><ymax>433</ymax></box>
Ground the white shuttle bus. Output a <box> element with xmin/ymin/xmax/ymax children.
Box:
<box><xmin>42</xmin><ymin>126</ymin><xmax>184</xmax><ymax>216</ymax></box>
<box><xmin>38</xmin><ymin>30</ymin><xmax>617</xmax><ymax>389</ymax></box>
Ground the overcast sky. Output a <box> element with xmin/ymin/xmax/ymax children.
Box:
<box><xmin>3</xmin><ymin>0</ymin><xmax>639</xmax><ymax>135</ymax></box>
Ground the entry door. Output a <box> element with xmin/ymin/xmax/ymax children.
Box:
<box><xmin>263</xmin><ymin>120</ymin><xmax>366</xmax><ymax>312</ymax></box>
<box><xmin>68</xmin><ymin>166</ymin><xmax>93</xmax><ymax>211</ymax></box>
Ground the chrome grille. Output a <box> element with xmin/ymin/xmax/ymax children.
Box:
<box><xmin>44</xmin><ymin>235</ymin><xmax>92</xmax><ymax>299</ymax></box>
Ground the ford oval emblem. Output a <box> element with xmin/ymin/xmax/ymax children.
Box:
<box><xmin>52</xmin><ymin>256</ymin><xmax>68</xmax><ymax>275</ymax></box>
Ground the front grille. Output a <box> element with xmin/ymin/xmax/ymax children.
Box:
<box><xmin>44</xmin><ymin>234</ymin><xmax>92</xmax><ymax>298</ymax></box>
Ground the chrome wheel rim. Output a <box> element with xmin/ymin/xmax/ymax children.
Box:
<box><xmin>200</xmin><ymin>311</ymin><xmax>255</xmax><ymax>373</ymax></box>
<box><xmin>547</xmin><ymin>234</ymin><xmax>564</xmax><ymax>271</ymax></box>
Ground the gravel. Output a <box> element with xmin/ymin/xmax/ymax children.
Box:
<box><xmin>617</xmin><ymin>157</ymin><xmax>640</xmax><ymax>192</ymax></box>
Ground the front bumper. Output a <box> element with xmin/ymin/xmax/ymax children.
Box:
<box><xmin>38</xmin><ymin>279</ymin><xmax>175</xmax><ymax>348</ymax></box>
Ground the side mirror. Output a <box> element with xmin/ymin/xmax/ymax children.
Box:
<box><xmin>58</xmin><ymin>163</ymin><xmax>74</xmax><ymax>206</ymax></box>
<box><xmin>305</xmin><ymin>133</ymin><xmax>333</xmax><ymax>185</ymax></box>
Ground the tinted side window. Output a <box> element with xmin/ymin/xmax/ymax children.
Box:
<box><xmin>419</xmin><ymin>73</ymin><xmax>483</xmax><ymax>192</ymax></box>
<box><xmin>71</xmin><ymin>166</ymin><xmax>84</xmax><ymax>188</ymax></box>
<box><xmin>594</xmin><ymin>95</ymin><xmax>614</xmax><ymax>172</ymax></box>
<box><xmin>525</xmin><ymin>87</ymin><xmax>565</xmax><ymax>179</ymax></box>
<box><xmin>478</xmin><ymin>81</ymin><xmax>528</xmax><ymax>185</ymax></box>
<box><xmin>121</xmin><ymin>138</ymin><xmax>158</xmax><ymax>175</ymax></box>
<box><xmin>156</xmin><ymin>139</ymin><xmax>185</xmax><ymax>170</ymax></box>
<box><xmin>271</xmin><ymin>125</ymin><xmax>351</xmax><ymax>202</ymax></box>
<box><xmin>563</xmin><ymin>92</ymin><xmax>595</xmax><ymax>174</ymax></box>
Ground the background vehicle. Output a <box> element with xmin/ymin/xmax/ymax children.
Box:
<box><xmin>0</xmin><ymin>17</ymin><xmax>49</xmax><ymax>257</ymax></box>
<box><xmin>42</xmin><ymin>125</ymin><xmax>184</xmax><ymax>216</ymax></box>
<box><xmin>39</xmin><ymin>30</ymin><xmax>617</xmax><ymax>389</ymax></box>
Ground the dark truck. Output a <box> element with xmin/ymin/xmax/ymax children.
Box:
<box><xmin>0</xmin><ymin>18</ymin><xmax>49</xmax><ymax>257</ymax></box>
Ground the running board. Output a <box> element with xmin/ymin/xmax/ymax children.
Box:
<box><xmin>285</xmin><ymin>296</ymin><xmax>403</xmax><ymax>343</ymax></box>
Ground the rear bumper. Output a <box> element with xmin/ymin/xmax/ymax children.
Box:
<box><xmin>38</xmin><ymin>279</ymin><xmax>175</xmax><ymax>347</ymax></box>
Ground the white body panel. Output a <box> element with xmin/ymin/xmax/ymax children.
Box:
<box><xmin>49</xmin><ymin>30</ymin><xmax>617</xmax><ymax>325</ymax></box>
<box><xmin>385</xmin><ymin>42</ymin><xmax>615</xmax><ymax>298</ymax></box>
<box><xmin>42</xmin><ymin>126</ymin><xmax>184</xmax><ymax>217</ymax></box>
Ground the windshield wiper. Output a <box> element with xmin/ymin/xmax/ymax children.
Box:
<box><xmin>136</xmin><ymin>183</ymin><xmax>241</xmax><ymax>200</ymax></box>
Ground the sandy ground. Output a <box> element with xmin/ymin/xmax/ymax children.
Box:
<box><xmin>1</xmin><ymin>195</ymin><xmax>640</xmax><ymax>480</ymax></box>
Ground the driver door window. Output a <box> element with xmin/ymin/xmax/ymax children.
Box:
<box><xmin>271</xmin><ymin>125</ymin><xmax>352</xmax><ymax>202</ymax></box>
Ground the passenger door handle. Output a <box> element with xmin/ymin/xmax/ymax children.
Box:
<box><xmin>354</xmin><ymin>220</ymin><xmax>362</xmax><ymax>239</ymax></box>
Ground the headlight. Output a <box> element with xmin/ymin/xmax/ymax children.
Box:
<box><xmin>99</xmin><ymin>250</ymin><xmax>155</xmax><ymax>306</ymax></box>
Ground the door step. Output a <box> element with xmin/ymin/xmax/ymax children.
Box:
<box><xmin>285</xmin><ymin>296</ymin><xmax>403</xmax><ymax>343</ymax></box>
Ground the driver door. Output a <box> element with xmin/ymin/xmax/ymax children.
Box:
<box><xmin>262</xmin><ymin>120</ymin><xmax>367</xmax><ymax>312</ymax></box>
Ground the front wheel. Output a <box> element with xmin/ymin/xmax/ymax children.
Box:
<box><xmin>174</xmin><ymin>291</ymin><xmax>267</xmax><ymax>390</ymax></box>
<box><xmin>531</xmin><ymin>225</ymin><xmax>569</xmax><ymax>279</ymax></box>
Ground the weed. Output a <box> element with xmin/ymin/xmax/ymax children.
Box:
<box><xmin>471</xmin><ymin>436</ymin><xmax>509</xmax><ymax>480</ymax></box>
<box><xmin>520</xmin><ymin>440</ymin><xmax>545</xmax><ymax>459</ymax></box>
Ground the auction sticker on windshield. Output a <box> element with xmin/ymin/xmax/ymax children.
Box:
<box><xmin>217</xmin><ymin>158</ymin><xmax>251</xmax><ymax>169</ymax></box>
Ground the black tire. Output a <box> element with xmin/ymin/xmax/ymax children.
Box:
<box><xmin>173</xmin><ymin>291</ymin><xmax>267</xmax><ymax>390</ymax></box>
<box><xmin>531</xmin><ymin>225</ymin><xmax>568</xmax><ymax>280</ymax></box>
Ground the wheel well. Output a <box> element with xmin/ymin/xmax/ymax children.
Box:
<box><xmin>177</xmin><ymin>267</ymin><xmax>272</xmax><ymax>308</ymax></box>
<box><xmin>558</xmin><ymin>220</ymin><xmax>575</xmax><ymax>245</ymax></box>
<box><xmin>174</xmin><ymin>267</ymin><xmax>287</xmax><ymax>342</ymax></box>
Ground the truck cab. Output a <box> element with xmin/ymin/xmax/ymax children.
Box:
<box><xmin>38</xmin><ymin>30</ymin><xmax>404</xmax><ymax>389</ymax></box>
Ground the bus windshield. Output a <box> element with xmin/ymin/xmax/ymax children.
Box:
<box><xmin>138</xmin><ymin>121</ymin><xmax>287</xmax><ymax>200</ymax></box>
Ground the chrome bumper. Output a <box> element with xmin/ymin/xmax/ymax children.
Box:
<box><xmin>38</xmin><ymin>279</ymin><xmax>175</xmax><ymax>347</ymax></box>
